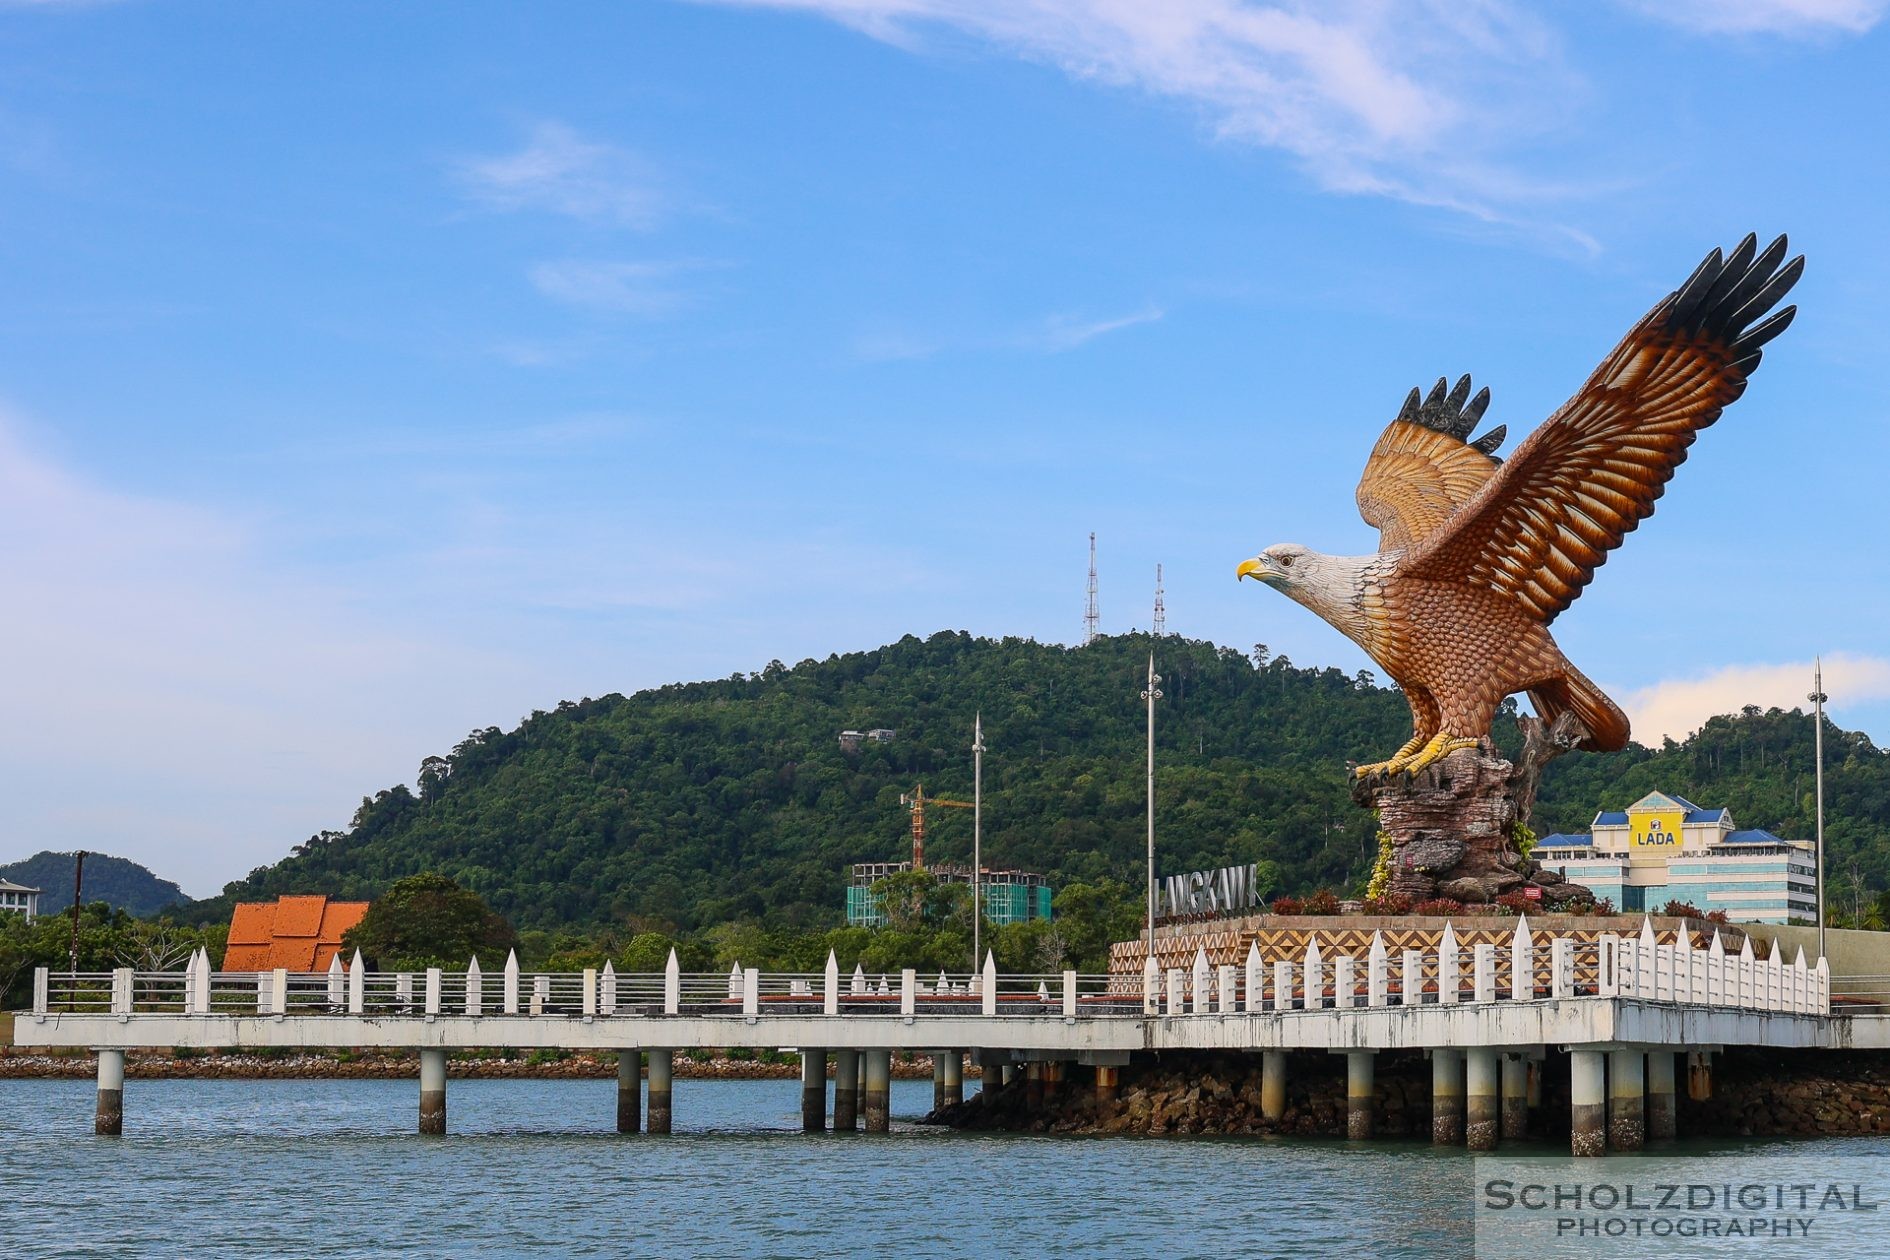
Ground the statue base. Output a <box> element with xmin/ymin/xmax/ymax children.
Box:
<box><xmin>1351</xmin><ymin>714</ymin><xmax>1595</xmax><ymax>909</ymax></box>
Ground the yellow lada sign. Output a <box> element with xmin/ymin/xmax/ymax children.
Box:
<box><xmin>1629</xmin><ymin>807</ymin><xmax>1685</xmax><ymax>856</ymax></box>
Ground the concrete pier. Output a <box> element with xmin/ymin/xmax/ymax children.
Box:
<box><xmin>1500</xmin><ymin>1054</ymin><xmax>1528</xmax><ymax>1141</ymax></box>
<box><xmin>1687</xmin><ymin>1050</ymin><xmax>1713</xmax><ymax>1101</ymax></box>
<box><xmin>1095</xmin><ymin>1064</ymin><xmax>1120</xmax><ymax>1106</ymax></box>
<box><xmin>418</xmin><ymin>1047</ymin><xmax>446</xmax><ymax>1135</ymax></box>
<box><xmin>833</xmin><ymin>1048</ymin><xmax>859</xmax><ymax>1130</ymax></box>
<box><xmin>1464</xmin><ymin>1049</ymin><xmax>1498</xmax><ymax>1151</ymax></box>
<box><xmin>647</xmin><ymin>1049</ymin><xmax>673</xmax><ymax>1134</ymax></box>
<box><xmin>1431</xmin><ymin>1049</ymin><xmax>1463</xmax><ymax>1146</ymax></box>
<box><xmin>1570</xmin><ymin>1050</ymin><xmax>1606</xmax><ymax>1157</ymax></box>
<box><xmin>863</xmin><ymin>1050</ymin><xmax>891</xmax><ymax>1132</ymax></box>
<box><xmin>1345</xmin><ymin>1051</ymin><xmax>1374</xmax><ymax>1140</ymax></box>
<box><xmin>1042</xmin><ymin>1060</ymin><xmax>1064</xmax><ymax>1099</ymax></box>
<box><xmin>1260</xmin><ymin>1050</ymin><xmax>1286</xmax><ymax>1122</ymax></box>
<box><xmin>1647</xmin><ymin>1051</ymin><xmax>1676</xmax><ymax>1141</ymax></box>
<box><xmin>1024</xmin><ymin>1061</ymin><xmax>1044</xmax><ymax>1109</ymax></box>
<box><xmin>95</xmin><ymin>1048</ymin><xmax>124</xmax><ymax>1136</ymax></box>
<box><xmin>801</xmin><ymin>1048</ymin><xmax>827</xmax><ymax>1133</ymax></box>
<box><xmin>1608</xmin><ymin>1049</ymin><xmax>1645</xmax><ymax>1151</ymax></box>
<box><xmin>942</xmin><ymin>1051</ymin><xmax>963</xmax><ymax>1107</ymax></box>
<box><xmin>616</xmin><ymin>1050</ymin><xmax>641</xmax><ymax>1134</ymax></box>
<box><xmin>932</xmin><ymin>1054</ymin><xmax>947</xmax><ymax>1112</ymax></box>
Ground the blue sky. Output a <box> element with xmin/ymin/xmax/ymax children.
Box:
<box><xmin>3</xmin><ymin>0</ymin><xmax>1888</xmax><ymax>894</ymax></box>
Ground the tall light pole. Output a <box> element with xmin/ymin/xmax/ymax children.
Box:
<box><xmin>972</xmin><ymin>711</ymin><xmax>985</xmax><ymax>971</ymax></box>
<box><xmin>1142</xmin><ymin>654</ymin><xmax>1163</xmax><ymax>951</ymax></box>
<box><xmin>1810</xmin><ymin>659</ymin><xmax>1827</xmax><ymax>960</ymax></box>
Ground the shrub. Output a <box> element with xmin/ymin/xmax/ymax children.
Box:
<box><xmin>1705</xmin><ymin>910</ymin><xmax>1730</xmax><ymax>925</ymax></box>
<box><xmin>1363</xmin><ymin>893</ymin><xmax>1413</xmax><ymax>916</ymax></box>
<box><xmin>1301</xmin><ymin>889</ymin><xmax>1343</xmax><ymax>916</ymax></box>
<box><xmin>1494</xmin><ymin>892</ymin><xmax>1533</xmax><ymax>915</ymax></box>
<box><xmin>1660</xmin><ymin>899</ymin><xmax>1706</xmax><ymax>919</ymax></box>
<box><xmin>1270</xmin><ymin>895</ymin><xmax>1303</xmax><ymax>915</ymax></box>
<box><xmin>1410</xmin><ymin>898</ymin><xmax>1465</xmax><ymax>917</ymax></box>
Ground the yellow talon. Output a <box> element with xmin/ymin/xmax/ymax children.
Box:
<box><xmin>1353</xmin><ymin>735</ymin><xmax>1428</xmax><ymax>778</ymax></box>
<box><xmin>1398</xmin><ymin>733</ymin><xmax>1480</xmax><ymax>775</ymax></box>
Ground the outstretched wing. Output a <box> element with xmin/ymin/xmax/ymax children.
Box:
<box><xmin>1403</xmin><ymin>233</ymin><xmax>1803</xmax><ymax>623</ymax></box>
<box><xmin>1357</xmin><ymin>374</ymin><xmax>1508</xmax><ymax>552</ymax></box>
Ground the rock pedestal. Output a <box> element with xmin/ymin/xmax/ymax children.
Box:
<box><xmin>1352</xmin><ymin>714</ymin><xmax>1595</xmax><ymax>908</ymax></box>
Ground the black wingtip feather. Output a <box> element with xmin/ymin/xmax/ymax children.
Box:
<box><xmin>1664</xmin><ymin>234</ymin><xmax>1803</xmax><ymax>355</ymax></box>
<box><xmin>1395</xmin><ymin>374</ymin><xmax>1506</xmax><ymax>458</ymax></box>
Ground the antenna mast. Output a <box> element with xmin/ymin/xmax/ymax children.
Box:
<box><xmin>1084</xmin><ymin>532</ymin><xmax>1100</xmax><ymax>645</ymax></box>
<box><xmin>1152</xmin><ymin>563</ymin><xmax>1165</xmax><ymax>638</ymax></box>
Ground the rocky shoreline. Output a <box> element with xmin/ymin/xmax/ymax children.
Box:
<box><xmin>925</xmin><ymin>1048</ymin><xmax>1890</xmax><ymax>1140</ymax></box>
<box><xmin>0</xmin><ymin>1048</ymin><xmax>970</xmax><ymax>1082</ymax></box>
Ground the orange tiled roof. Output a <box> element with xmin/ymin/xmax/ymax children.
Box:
<box><xmin>222</xmin><ymin>895</ymin><xmax>370</xmax><ymax>972</ymax></box>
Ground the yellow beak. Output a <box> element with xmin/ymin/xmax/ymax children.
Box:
<box><xmin>1236</xmin><ymin>558</ymin><xmax>1268</xmax><ymax>582</ymax></box>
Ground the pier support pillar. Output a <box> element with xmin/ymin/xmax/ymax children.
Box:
<box><xmin>1260</xmin><ymin>1051</ymin><xmax>1287</xmax><ymax>1123</ymax></box>
<box><xmin>1095</xmin><ymin>1065</ymin><xmax>1120</xmax><ymax>1106</ymax></box>
<box><xmin>1465</xmin><ymin>1049</ymin><xmax>1498</xmax><ymax>1151</ymax></box>
<box><xmin>863</xmin><ymin>1050</ymin><xmax>891</xmax><ymax>1132</ymax></box>
<box><xmin>1647</xmin><ymin>1051</ymin><xmax>1676</xmax><ymax>1141</ymax></box>
<box><xmin>833</xmin><ymin>1049</ymin><xmax>859</xmax><ymax>1130</ymax></box>
<box><xmin>1608</xmin><ymin>1050</ymin><xmax>1644</xmax><ymax>1152</ymax></box>
<box><xmin>1431</xmin><ymin>1050</ymin><xmax>1463</xmax><ymax>1146</ymax></box>
<box><xmin>1570</xmin><ymin>1050</ymin><xmax>1606</xmax><ymax>1157</ymax></box>
<box><xmin>1346</xmin><ymin>1051</ymin><xmax>1374</xmax><ymax>1140</ymax></box>
<box><xmin>802</xmin><ymin>1048</ymin><xmax>827</xmax><ymax>1133</ymax></box>
<box><xmin>933</xmin><ymin>1054</ymin><xmax>948</xmax><ymax>1113</ymax></box>
<box><xmin>1025</xmin><ymin>1061</ymin><xmax>1044</xmax><ymax>1110</ymax></box>
<box><xmin>1043</xmin><ymin>1061</ymin><xmax>1064</xmax><ymax>1099</ymax></box>
<box><xmin>617</xmin><ymin>1050</ymin><xmax>641</xmax><ymax>1134</ymax></box>
<box><xmin>1687</xmin><ymin>1050</ymin><xmax>1713</xmax><ymax>1101</ymax></box>
<box><xmin>647</xmin><ymin>1049</ymin><xmax>673</xmax><ymax>1135</ymax></box>
<box><xmin>95</xmin><ymin>1048</ymin><xmax>124</xmax><ymax>1137</ymax></box>
<box><xmin>1500</xmin><ymin>1054</ymin><xmax>1528</xmax><ymax>1141</ymax></box>
<box><xmin>943</xmin><ymin>1051</ymin><xmax>963</xmax><ymax>1108</ymax></box>
<box><xmin>419</xmin><ymin>1047</ymin><xmax>447</xmax><ymax>1135</ymax></box>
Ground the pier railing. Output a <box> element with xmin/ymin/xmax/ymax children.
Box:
<box><xmin>28</xmin><ymin>918</ymin><xmax>1827</xmax><ymax>1023</ymax></box>
<box><xmin>1139</xmin><ymin>917</ymin><xmax>1827</xmax><ymax>1018</ymax></box>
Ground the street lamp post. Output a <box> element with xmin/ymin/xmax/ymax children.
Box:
<box><xmin>972</xmin><ymin>712</ymin><xmax>984</xmax><ymax>971</ymax></box>
<box><xmin>1142</xmin><ymin>654</ymin><xmax>1163</xmax><ymax>951</ymax></box>
<box><xmin>1810</xmin><ymin>660</ymin><xmax>1827</xmax><ymax>961</ymax></box>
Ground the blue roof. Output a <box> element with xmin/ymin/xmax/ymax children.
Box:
<box><xmin>1722</xmin><ymin>828</ymin><xmax>1788</xmax><ymax>845</ymax></box>
<box><xmin>1685</xmin><ymin>807</ymin><xmax>1727</xmax><ymax>824</ymax></box>
<box><xmin>1667</xmin><ymin>794</ymin><xmax>1702</xmax><ymax>813</ymax></box>
<box><xmin>1538</xmin><ymin>832</ymin><xmax>1592</xmax><ymax>847</ymax></box>
<box><xmin>1593</xmin><ymin>811</ymin><xmax>1629</xmax><ymax>826</ymax></box>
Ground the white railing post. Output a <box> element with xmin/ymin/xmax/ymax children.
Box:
<box><xmin>897</xmin><ymin>968</ymin><xmax>914</xmax><ymax>1017</ymax></box>
<box><xmin>582</xmin><ymin>967</ymin><xmax>598</xmax><ymax>1017</ymax></box>
<box><xmin>1707</xmin><ymin>932</ymin><xmax>1725</xmax><ymax>1006</ymax></box>
<box><xmin>425</xmin><ymin>968</ymin><xmax>442</xmax><ymax>1017</ymax></box>
<box><xmin>1550</xmin><ymin>938</ymin><xmax>1574</xmax><ymax>998</ymax></box>
<box><xmin>1063</xmin><ymin>970</ymin><xmax>1078</xmax><ymax>1018</ymax></box>
<box><xmin>1473</xmin><ymin>944</ymin><xmax>1496</xmax><ymax>1003</ymax></box>
<box><xmin>1510</xmin><ymin>915</ymin><xmax>1533</xmax><ymax>1001</ymax></box>
<box><xmin>600</xmin><ymin>962</ymin><xmax>617</xmax><ymax>1016</ymax></box>
<box><xmin>665</xmin><ymin>948</ymin><xmax>681</xmax><ymax>1015</ymax></box>
<box><xmin>728</xmin><ymin>963</ymin><xmax>743</xmax><ymax>1001</ymax></box>
<box><xmin>1598</xmin><ymin>937</ymin><xmax>1618</xmax><ymax>998</ymax></box>
<box><xmin>1166</xmin><ymin>968</ymin><xmax>1184</xmax><ymax>1015</ymax></box>
<box><xmin>531</xmin><ymin>974</ymin><xmax>548</xmax><ymax>1016</ymax></box>
<box><xmin>1738</xmin><ymin>939</ymin><xmax>1755</xmax><ymax>1009</ymax></box>
<box><xmin>111</xmin><ymin>967</ymin><xmax>133</xmax><ymax>1016</ymax></box>
<box><xmin>1190</xmin><ymin>947</ymin><xmax>1211</xmax><ymax>1015</ymax></box>
<box><xmin>33</xmin><ymin>966</ymin><xmax>48</xmax><ymax>1016</ymax></box>
<box><xmin>466</xmin><ymin>957</ymin><xmax>484</xmax><ymax>1016</ymax></box>
<box><xmin>1303</xmin><ymin>939</ymin><xmax>1325</xmax><ymax>1011</ymax></box>
<box><xmin>1367</xmin><ymin>933</ymin><xmax>1388</xmax><ymax>1007</ymax></box>
<box><xmin>1144</xmin><ymin>953</ymin><xmax>1161</xmax><ymax>1015</ymax></box>
<box><xmin>824</xmin><ymin>951</ymin><xmax>840</xmax><ymax>1016</ymax></box>
<box><xmin>272</xmin><ymin>968</ymin><xmax>289</xmax><ymax>1017</ymax></box>
<box><xmin>1437</xmin><ymin>922</ymin><xmax>1459</xmax><ymax>1005</ymax></box>
<box><xmin>851</xmin><ymin>963</ymin><xmax>868</xmax><ymax>997</ymax></box>
<box><xmin>1217</xmin><ymin>964</ymin><xmax>1237</xmax><ymax>1013</ymax></box>
<box><xmin>982</xmin><ymin>952</ymin><xmax>998</xmax><ymax>1016</ymax></box>
<box><xmin>1334</xmin><ymin>956</ymin><xmax>1355</xmax><ymax>1010</ymax></box>
<box><xmin>183</xmin><ymin>950</ymin><xmax>200</xmax><ymax>1015</ymax></box>
<box><xmin>326</xmin><ymin>955</ymin><xmax>344</xmax><ymax>1008</ymax></box>
<box><xmin>1794</xmin><ymin>947</ymin><xmax>1809</xmax><ymax>1014</ymax></box>
<box><xmin>348</xmin><ymin>950</ymin><xmax>365</xmax><ymax>1015</ymax></box>
<box><xmin>746</xmin><ymin>967</ymin><xmax>762</xmax><ymax>1017</ymax></box>
<box><xmin>256</xmin><ymin>971</ymin><xmax>271</xmax><ymax>1015</ymax></box>
<box><xmin>1675</xmin><ymin>930</ymin><xmax>1693</xmax><ymax>1004</ymax></box>
<box><xmin>503</xmin><ymin>949</ymin><xmax>520</xmax><ymax>1015</ymax></box>
<box><xmin>396</xmin><ymin>971</ymin><xmax>414</xmax><ymax>1013</ymax></box>
<box><xmin>1244</xmin><ymin>942</ymin><xmax>1263</xmax><ymax>1014</ymax></box>
<box><xmin>1817</xmin><ymin>955</ymin><xmax>1830</xmax><ymax>1013</ymax></box>
<box><xmin>1401</xmin><ymin>949</ymin><xmax>1422</xmax><ymax>1006</ymax></box>
<box><xmin>1273</xmin><ymin>960</ymin><xmax>1294</xmax><ymax>1012</ymax></box>
<box><xmin>194</xmin><ymin>949</ymin><xmax>213</xmax><ymax>1015</ymax></box>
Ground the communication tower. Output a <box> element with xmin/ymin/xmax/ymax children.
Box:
<box><xmin>1084</xmin><ymin>532</ymin><xmax>1100</xmax><ymax>645</ymax></box>
<box><xmin>1153</xmin><ymin>563</ymin><xmax>1165</xmax><ymax>637</ymax></box>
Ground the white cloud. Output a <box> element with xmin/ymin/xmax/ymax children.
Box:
<box><xmin>1027</xmin><ymin>306</ymin><xmax>1164</xmax><ymax>351</ymax></box>
<box><xmin>527</xmin><ymin>259</ymin><xmax>706</xmax><ymax>315</ymax></box>
<box><xmin>1620</xmin><ymin>0</ymin><xmax>1887</xmax><ymax>35</ymax></box>
<box><xmin>455</xmin><ymin>122</ymin><xmax>662</xmax><ymax>227</ymax></box>
<box><xmin>1618</xmin><ymin>653</ymin><xmax>1890</xmax><ymax>746</ymax></box>
<box><xmin>854</xmin><ymin>304</ymin><xmax>1162</xmax><ymax>360</ymax></box>
<box><xmin>698</xmin><ymin>1</ymin><xmax>1590</xmax><ymax>222</ymax></box>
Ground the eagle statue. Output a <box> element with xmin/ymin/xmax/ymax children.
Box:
<box><xmin>1238</xmin><ymin>234</ymin><xmax>1803</xmax><ymax>779</ymax></box>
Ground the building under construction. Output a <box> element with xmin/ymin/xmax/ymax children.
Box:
<box><xmin>844</xmin><ymin>862</ymin><xmax>1053</xmax><ymax>928</ymax></box>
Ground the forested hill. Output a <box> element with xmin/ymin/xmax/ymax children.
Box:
<box><xmin>197</xmin><ymin>632</ymin><xmax>1890</xmax><ymax>933</ymax></box>
<box><xmin>0</xmin><ymin>851</ymin><xmax>187</xmax><ymax>917</ymax></box>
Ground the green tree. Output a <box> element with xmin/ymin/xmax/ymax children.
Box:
<box><xmin>341</xmin><ymin>872</ymin><xmax>517</xmax><ymax>969</ymax></box>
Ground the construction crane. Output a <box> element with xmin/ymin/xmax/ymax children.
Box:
<box><xmin>898</xmin><ymin>783</ymin><xmax>973</xmax><ymax>869</ymax></box>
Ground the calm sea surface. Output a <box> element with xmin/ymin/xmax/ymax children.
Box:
<box><xmin>0</xmin><ymin>1077</ymin><xmax>1861</xmax><ymax>1258</ymax></box>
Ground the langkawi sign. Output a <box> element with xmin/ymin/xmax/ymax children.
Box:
<box><xmin>1160</xmin><ymin>862</ymin><xmax>1264</xmax><ymax>919</ymax></box>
